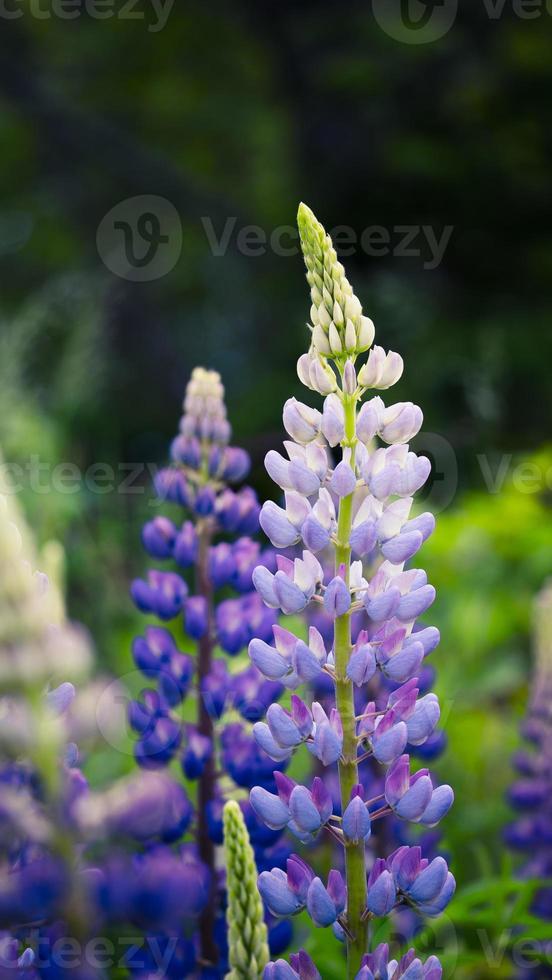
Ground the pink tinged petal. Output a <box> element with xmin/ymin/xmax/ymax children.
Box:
<box><xmin>342</xmin><ymin>796</ymin><xmax>371</xmax><ymax>843</ymax></box>
<box><xmin>273</xmin><ymin>624</ymin><xmax>299</xmax><ymax>657</ymax></box>
<box><xmin>395</xmin><ymin>776</ymin><xmax>434</xmax><ymax>821</ymax></box>
<box><xmin>385</xmin><ymin>755</ymin><xmax>411</xmax><ymax>807</ymax></box>
<box><xmin>382</xmin><ymin>530</ymin><xmax>424</xmax><ymax>565</ymax></box>
<box><xmin>311</xmin><ymin>776</ymin><xmax>333</xmax><ymax>824</ymax></box>
<box><xmin>291</xmin><ymin>695</ymin><xmax>314</xmax><ymax>738</ymax></box>
<box><xmin>330</xmin><ymin>461</ymin><xmax>357</xmax><ymax>498</ymax></box>
<box><xmin>252</xmin><ymin>566</ymin><xmax>279</xmax><ymax>607</ymax></box>
<box><xmin>311</xmin><ymin>702</ymin><xmax>329</xmax><ymax>726</ymax></box>
<box><xmin>388</xmin><ymin>679</ymin><xmax>419</xmax><ymax>717</ymax></box>
<box><xmin>250</xmin><ymin>786</ymin><xmax>291</xmax><ymax>830</ymax></box>
<box><xmin>308</xmin><ymin>626</ymin><xmax>327</xmax><ymax>662</ymax></box>
<box><xmin>273</xmin><ymin>572</ymin><xmax>309</xmax><ymax>615</ymax></box>
<box><xmin>420</xmin><ymin>785</ymin><xmax>454</xmax><ymax>827</ymax></box>
<box><xmin>289</xmin><ymin>952</ymin><xmax>322</xmax><ymax>980</ymax></box>
<box><xmin>396</xmin><ymin>585</ymin><xmax>436</xmax><ymax>623</ymax></box>
<box><xmin>286</xmin><ymin>854</ymin><xmax>315</xmax><ymax>902</ymax></box>
<box><xmin>274</xmin><ymin>771</ymin><xmax>296</xmax><ymax>805</ymax></box>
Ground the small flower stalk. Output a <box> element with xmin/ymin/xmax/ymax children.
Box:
<box><xmin>249</xmin><ymin>204</ymin><xmax>454</xmax><ymax>978</ymax></box>
<box><xmin>506</xmin><ymin>581</ymin><xmax>552</xmax><ymax>924</ymax></box>
<box><xmin>224</xmin><ymin>800</ymin><xmax>270</xmax><ymax>979</ymax></box>
<box><xmin>130</xmin><ymin>368</ymin><xmax>290</xmax><ymax>972</ymax></box>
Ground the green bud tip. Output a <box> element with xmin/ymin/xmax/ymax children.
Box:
<box><xmin>296</xmin><ymin>203</ymin><xmax>375</xmax><ymax>363</ymax></box>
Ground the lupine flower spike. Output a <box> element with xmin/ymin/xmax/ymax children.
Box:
<box><xmin>224</xmin><ymin>800</ymin><xmax>270</xmax><ymax>979</ymax></box>
<box><xmin>250</xmin><ymin>205</ymin><xmax>454</xmax><ymax>978</ymax></box>
<box><xmin>130</xmin><ymin>368</ymin><xmax>291</xmax><ymax>973</ymax></box>
<box><xmin>506</xmin><ymin>581</ymin><xmax>552</xmax><ymax>937</ymax></box>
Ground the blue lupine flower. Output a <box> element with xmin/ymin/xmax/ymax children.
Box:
<box><xmin>127</xmin><ymin>367</ymin><xmax>289</xmax><ymax>970</ymax></box>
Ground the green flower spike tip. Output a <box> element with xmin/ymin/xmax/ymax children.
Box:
<box><xmin>297</xmin><ymin>201</ymin><xmax>375</xmax><ymax>359</ymax></box>
<box><xmin>223</xmin><ymin>799</ymin><xmax>270</xmax><ymax>980</ymax></box>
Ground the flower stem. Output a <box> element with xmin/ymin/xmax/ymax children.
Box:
<box><xmin>196</xmin><ymin>526</ymin><xmax>219</xmax><ymax>966</ymax></box>
<box><xmin>334</xmin><ymin>393</ymin><xmax>368</xmax><ymax>979</ymax></box>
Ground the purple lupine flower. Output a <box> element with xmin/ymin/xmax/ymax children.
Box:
<box><xmin>264</xmin><ymin>950</ymin><xmax>321</xmax><ymax>979</ymax></box>
<box><xmin>250</xmin><ymin>205</ymin><xmax>453</xmax><ymax>975</ymax></box>
<box><xmin>128</xmin><ymin>367</ymin><xmax>288</xmax><ymax>971</ymax></box>
<box><xmin>355</xmin><ymin>943</ymin><xmax>443</xmax><ymax>979</ymax></box>
<box><xmin>505</xmin><ymin>583</ymin><xmax>552</xmax><ymax>934</ymax></box>
<box><xmin>141</xmin><ymin>516</ymin><xmax>177</xmax><ymax>559</ymax></box>
<box><xmin>132</xmin><ymin>626</ymin><xmax>193</xmax><ymax>705</ymax></box>
<box><xmin>131</xmin><ymin>569</ymin><xmax>188</xmax><ymax>620</ymax></box>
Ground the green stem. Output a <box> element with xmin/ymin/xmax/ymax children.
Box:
<box><xmin>334</xmin><ymin>393</ymin><xmax>368</xmax><ymax>979</ymax></box>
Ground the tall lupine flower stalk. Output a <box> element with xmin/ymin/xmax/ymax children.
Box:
<box><xmin>249</xmin><ymin>205</ymin><xmax>454</xmax><ymax>979</ymax></box>
<box><xmin>130</xmin><ymin>368</ymin><xmax>288</xmax><ymax>973</ymax></box>
<box><xmin>224</xmin><ymin>800</ymin><xmax>270</xmax><ymax>979</ymax></box>
<box><xmin>506</xmin><ymin>581</ymin><xmax>552</xmax><ymax>930</ymax></box>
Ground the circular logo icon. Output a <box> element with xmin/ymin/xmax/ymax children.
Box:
<box><xmin>372</xmin><ymin>0</ymin><xmax>457</xmax><ymax>44</ymax></box>
<box><xmin>97</xmin><ymin>195</ymin><xmax>182</xmax><ymax>281</ymax></box>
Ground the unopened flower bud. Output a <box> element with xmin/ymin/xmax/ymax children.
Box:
<box><xmin>312</xmin><ymin>324</ymin><xmax>332</xmax><ymax>356</ymax></box>
<box><xmin>342</xmin><ymin>360</ymin><xmax>357</xmax><ymax>395</ymax></box>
